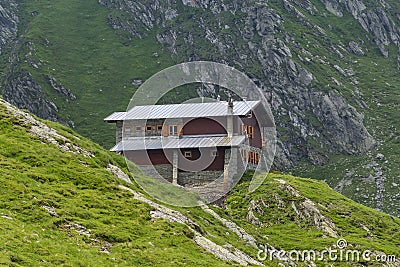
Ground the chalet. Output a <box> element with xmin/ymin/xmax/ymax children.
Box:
<box><xmin>105</xmin><ymin>99</ymin><xmax>272</xmax><ymax>188</ymax></box>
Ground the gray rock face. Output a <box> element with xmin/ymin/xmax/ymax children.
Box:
<box><xmin>322</xmin><ymin>0</ymin><xmax>400</xmax><ymax>58</ymax></box>
<box><xmin>100</xmin><ymin>0</ymin><xmax>376</xmax><ymax>169</ymax></box>
<box><xmin>48</xmin><ymin>76</ymin><xmax>76</xmax><ymax>101</ymax></box>
<box><xmin>348</xmin><ymin>41</ymin><xmax>365</xmax><ymax>56</ymax></box>
<box><xmin>0</xmin><ymin>2</ymin><xmax>61</xmax><ymax>123</ymax></box>
<box><xmin>2</xmin><ymin>70</ymin><xmax>59</xmax><ymax>121</ymax></box>
<box><xmin>0</xmin><ymin>1</ymin><xmax>18</xmax><ymax>54</ymax></box>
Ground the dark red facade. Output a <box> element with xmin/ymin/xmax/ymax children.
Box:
<box><xmin>240</xmin><ymin>113</ymin><xmax>262</xmax><ymax>148</ymax></box>
<box><xmin>125</xmin><ymin>147</ymin><xmax>225</xmax><ymax>171</ymax></box>
<box><xmin>182</xmin><ymin>117</ymin><xmax>227</xmax><ymax>135</ymax></box>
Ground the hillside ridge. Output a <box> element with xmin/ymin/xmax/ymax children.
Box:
<box><xmin>1</xmin><ymin>98</ymin><xmax>399</xmax><ymax>266</ymax></box>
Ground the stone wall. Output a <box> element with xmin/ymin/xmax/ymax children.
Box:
<box><xmin>139</xmin><ymin>164</ymin><xmax>173</xmax><ymax>183</ymax></box>
<box><xmin>178</xmin><ymin>170</ymin><xmax>224</xmax><ymax>187</ymax></box>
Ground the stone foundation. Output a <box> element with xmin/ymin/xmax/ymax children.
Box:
<box><xmin>139</xmin><ymin>164</ymin><xmax>225</xmax><ymax>187</ymax></box>
<box><xmin>178</xmin><ymin>170</ymin><xmax>224</xmax><ymax>187</ymax></box>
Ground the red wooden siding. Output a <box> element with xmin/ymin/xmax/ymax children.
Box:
<box><xmin>125</xmin><ymin>148</ymin><xmax>226</xmax><ymax>171</ymax></box>
<box><xmin>178</xmin><ymin>147</ymin><xmax>225</xmax><ymax>171</ymax></box>
<box><xmin>240</xmin><ymin>113</ymin><xmax>262</xmax><ymax>148</ymax></box>
<box><xmin>125</xmin><ymin>150</ymin><xmax>170</xmax><ymax>165</ymax></box>
<box><xmin>182</xmin><ymin>117</ymin><xmax>227</xmax><ymax>135</ymax></box>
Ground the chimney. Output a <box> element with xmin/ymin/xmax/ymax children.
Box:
<box><xmin>227</xmin><ymin>97</ymin><xmax>234</xmax><ymax>113</ymax></box>
<box><xmin>227</xmin><ymin>98</ymin><xmax>234</xmax><ymax>137</ymax></box>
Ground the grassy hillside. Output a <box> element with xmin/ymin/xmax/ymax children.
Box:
<box><xmin>0</xmin><ymin>99</ymin><xmax>232</xmax><ymax>266</ymax></box>
<box><xmin>2</xmin><ymin>0</ymin><xmax>397</xmax><ymax>216</ymax></box>
<box><xmin>1</xmin><ymin>99</ymin><xmax>399</xmax><ymax>266</ymax></box>
<box><xmin>14</xmin><ymin>0</ymin><xmax>174</xmax><ymax>148</ymax></box>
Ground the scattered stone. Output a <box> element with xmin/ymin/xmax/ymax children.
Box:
<box><xmin>1</xmin><ymin>99</ymin><xmax>93</xmax><ymax>157</ymax></box>
<box><xmin>348</xmin><ymin>41</ymin><xmax>364</xmax><ymax>56</ymax></box>
<box><xmin>61</xmin><ymin>222</ymin><xmax>90</xmax><ymax>236</ymax></box>
<box><xmin>119</xmin><ymin>185</ymin><xmax>262</xmax><ymax>266</ymax></box>
<box><xmin>48</xmin><ymin>76</ymin><xmax>76</xmax><ymax>101</ymax></box>
<box><xmin>106</xmin><ymin>164</ymin><xmax>132</xmax><ymax>184</ymax></box>
<box><xmin>1</xmin><ymin>215</ymin><xmax>13</xmax><ymax>220</ymax></box>
<box><xmin>41</xmin><ymin>205</ymin><xmax>59</xmax><ymax>217</ymax></box>
<box><xmin>131</xmin><ymin>79</ymin><xmax>142</xmax><ymax>86</ymax></box>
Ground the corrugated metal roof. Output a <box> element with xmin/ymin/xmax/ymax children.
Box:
<box><xmin>104</xmin><ymin>101</ymin><xmax>260</xmax><ymax>121</ymax></box>
<box><xmin>110</xmin><ymin>135</ymin><xmax>246</xmax><ymax>151</ymax></box>
<box><xmin>104</xmin><ymin>112</ymin><xmax>126</xmax><ymax>122</ymax></box>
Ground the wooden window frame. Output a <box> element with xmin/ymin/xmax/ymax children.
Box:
<box><xmin>249</xmin><ymin>151</ymin><xmax>255</xmax><ymax>164</ymax></box>
<box><xmin>156</xmin><ymin>124</ymin><xmax>163</xmax><ymax>132</ymax></box>
<box><xmin>134</xmin><ymin>126</ymin><xmax>142</xmax><ymax>133</ymax></box>
<box><xmin>184</xmin><ymin>151</ymin><xmax>192</xmax><ymax>158</ymax></box>
<box><xmin>242</xmin><ymin>124</ymin><xmax>254</xmax><ymax>139</ymax></box>
<box><xmin>169</xmin><ymin>125</ymin><xmax>178</xmax><ymax>136</ymax></box>
<box><xmin>146</xmin><ymin>125</ymin><xmax>153</xmax><ymax>132</ymax></box>
<box><xmin>241</xmin><ymin>123</ymin><xmax>246</xmax><ymax>135</ymax></box>
<box><xmin>247</xmin><ymin>125</ymin><xmax>254</xmax><ymax>139</ymax></box>
<box><xmin>124</xmin><ymin>126</ymin><xmax>132</xmax><ymax>133</ymax></box>
<box><xmin>241</xmin><ymin>149</ymin><xmax>248</xmax><ymax>162</ymax></box>
<box><xmin>248</xmin><ymin>151</ymin><xmax>260</xmax><ymax>164</ymax></box>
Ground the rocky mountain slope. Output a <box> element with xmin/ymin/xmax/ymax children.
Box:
<box><xmin>0</xmin><ymin>0</ymin><xmax>399</xmax><ymax>216</ymax></box>
<box><xmin>1</xmin><ymin>98</ymin><xmax>399</xmax><ymax>266</ymax></box>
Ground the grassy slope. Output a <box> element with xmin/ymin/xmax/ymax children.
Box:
<box><xmin>0</xmin><ymin>100</ymin><xmax>399</xmax><ymax>266</ymax></box>
<box><xmin>16</xmin><ymin>0</ymin><xmax>174</xmax><ymax>148</ymax></box>
<box><xmin>0</xmin><ymin>102</ymin><xmax>236</xmax><ymax>266</ymax></box>
<box><xmin>262</xmin><ymin>0</ymin><xmax>400</xmax><ymax>215</ymax></box>
<box><xmin>12</xmin><ymin>0</ymin><xmax>400</xmax><ymax>215</ymax></box>
<box><xmin>225</xmin><ymin>172</ymin><xmax>400</xmax><ymax>256</ymax></box>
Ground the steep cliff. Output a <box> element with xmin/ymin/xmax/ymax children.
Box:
<box><xmin>0</xmin><ymin>2</ymin><xmax>60</xmax><ymax>121</ymax></box>
<box><xmin>0</xmin><ymin>1</ymin><xmax>18</xmax><ymax>51</ymax></box>
<box><xmin>98</xmin><ymin>0</ymin><xmax>400</xmax><ymax>215</ymax></box>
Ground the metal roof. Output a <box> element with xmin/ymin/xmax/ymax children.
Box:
<box><xmin>110</xmin><ymin>135</ymin><xmax>246</xmax><ymax>152</ymax></box>
<box><xmin>104</xmin><ymin>112</ymin><xmax>126</xmax><ymax>122</ymax></box>
<box><xmin>104</xmin><ymin>101</ymin><xmax>260</xmax><ymax>121</ymax></box>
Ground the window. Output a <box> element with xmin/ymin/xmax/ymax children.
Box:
<box><xmin>248</xmin><ymin>151</ymin><xmax>260</xmax><ymax>164</ymax></box>
<box><xmin>184</xmin><ymin>151</ymin><xmax>192</xmax><ymax>158</ymax></box>
<box><xmin>157</xmin><ymin>124</ymin><xmax>163</xmax><ymax>131</ymax></box>
<box><xmin>146</xmin><ymin>125</ymin><xmax>153</xmax><ymax>132</ymax></box>
<box><xmin>124</xmin><ymin>126</ymin><xmax>131</xmax><ymax>133</ymax></box>
<box><xmin>169</xmin><ymin>125</ymin><xmax>178</xmax><ymax>136</ymax></box>
<box><xmin>247</xmin><ymin>126</ymin><xmax>254</xmax><ymax>139</ymax></box>
<box><xmin>249</xmin><ymin>151</ymin><xmax>255</xmax><ymax>163</ymax></box>
<box><xmin>242</xmin><ymin>123</ymin><xmax>254</xmax><ymax>139</ymax></box>
<box><xmin>135</xmin><ymin>126</ymin><xmax>142</xmax><ymax>132</ymax></box>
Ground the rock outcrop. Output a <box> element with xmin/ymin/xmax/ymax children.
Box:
<box><xmin>100</xmin><ymin>0</ymin><xmax>378</xmax><ymax>169</ymax></box>
<box><xmin>2</xmin><ymin>70</ymin><xmax>59</xmax><ymax>121</ymax></box>
<box><xmin>0</xmin><ymin>1</ymin><xmax>18</xmax><ymax>54</ymax></box>
<box><xmin>323</xmin><ymin>0</ymin><xmax>400</xmax><ymax>58</ymax></box>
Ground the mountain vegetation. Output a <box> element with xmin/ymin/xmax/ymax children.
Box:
<box><xmin>0</xmin><ymin>1</ymin><xmax>399</xmax><ymax>217</ymax></box>
<box><xmin>1</xmin><ymin>98</ymin><xmax>399</xmax><ymax>266</ymax></box>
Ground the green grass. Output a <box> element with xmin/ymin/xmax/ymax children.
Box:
<box><xmin>15</xmin><ymin>0</ymin><xmax>174</xmax><ymax>148</ymax></box>
<box><xmin>224</xmin><ymin>171</ymin><xmax>400</xmax><ymax>265</ymax></box>
<box><xmin>1</xmin><ymin>100</ymin><xmax>400</xmax><ymax>266</ymax></box>
<box><xmin>0</xmin><ymin>102</ymin><xmax>237</xmax><ymax>266</ymax></box>
<box><xmin>2</xmin><ymin>0</ymin><xmax>400</xmax><ymax>218</ymax></box>
<box><xmin>260</xmin><ymin>0</ymin><xmax>400</xmax><ymax>215</ymax></box>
